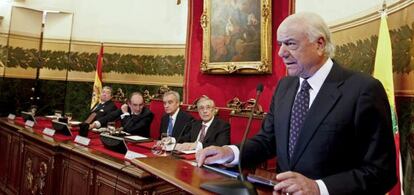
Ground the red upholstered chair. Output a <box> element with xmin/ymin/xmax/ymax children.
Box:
<box><xmin>216</xmin><ymin>108</ymin><xmax>232</xmax><ymax>123</ymax></box>
<box><xmin>113</xmin><ymin>101</ymin><xmax>123</xmax><ymax>128</ymax></box>
<box><xmin>148</xmin><ymin>99</ymin><xmax>165</xmax><ymax>139</ymax></box>
<box><xmin>180</xmin><ymin>104</ymin><xmax>201</xmax><ymax>120</ymax></box>
<box><xmin>114</xmin><ymin>101</ymin><xmax>123</xmax><ymax>109</ymax></box>
<box><xmin>228</xmin><ymin>114</ymin><xmax>263</xmax><ymax>145</ymax></box>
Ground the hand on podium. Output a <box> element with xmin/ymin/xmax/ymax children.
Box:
<box><xmin>273</xmin><ymin>171</ymin><xmax>320</xmax><ymax>195</ymax></box>
<box><xmin>196</xmin><ymin>146</ymin><xmax>235</xmax><ymax>167</ymax></box>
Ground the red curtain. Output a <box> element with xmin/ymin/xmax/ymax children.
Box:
<box><xmin>183</xmin><ymin>0</ymin><xmax>292</xmax><ymax>112</ymax></box>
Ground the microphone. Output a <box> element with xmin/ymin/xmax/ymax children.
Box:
<box><xmin>201</xmin><ymin>83</ymin><xmax>263</xmax><ymax>195</ymax></box>
<box><xmin>239</xmin><ymin>83</ymin><xmax>263</xmax><ymax>181</ymax></box>
<box><xmin>171</xmin><ymin>118</ymin><xmax>195</xmax><ymax>156</ymax></box>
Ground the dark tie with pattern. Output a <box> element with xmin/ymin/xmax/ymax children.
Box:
<box><xmin>198</xmin><ymin>125</ymin><xmax>207</xmax><ymax>142</ymax></box>
<box><xmin>289</xmin><ymin>79</ymin><xmax>311</xmax><ymax>158</ymax></box>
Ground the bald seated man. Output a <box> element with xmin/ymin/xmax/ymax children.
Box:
<box><xmin>91</xmin><ymin>92</ymin><xmax>154</xmax><ymax>137</ymax></box>
<box><xmin>196</xmin><ymin>12</ymin><xmax>396</xmax><ymax>195</ymax></box>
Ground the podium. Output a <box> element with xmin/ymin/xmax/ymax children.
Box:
<box><xmin>131</xmin><ymin>156</ymin><xmax>274</xmax><ymax>195</ymax></box>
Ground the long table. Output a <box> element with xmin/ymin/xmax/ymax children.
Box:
<box><xmin>0</xmin><ymin>117</ymin><xmax>274</xmax><ymax>195</ymax></box>
<box><xmin>0</xmin><ymin>117</ymin><xmax>180</xmax><ymax>195</ymax></box>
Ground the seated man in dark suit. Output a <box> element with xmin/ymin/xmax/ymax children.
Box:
<box><xmin>175</xmin><ymin>96</ymin><xmax>230</xmax><ymax>151</ymax></box>
<box><xmin>90</xmin><ymin>92</ymin><xmax>154</xmax><ymax>137</ymax></box>
<box><xmin>85</xmin><ymin>86</ymin><xmax>117</xmax><ymax>124</ymax></box>
<box><xmin>160</xmin><ymin>91</ymin><xmax>194</xmax><ymax>141</ymax></box>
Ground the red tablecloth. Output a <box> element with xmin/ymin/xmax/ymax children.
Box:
<box><xmin>14</xmin><ymin>117</ymin><xmax>195</xmax><ymax>160</ymax></box>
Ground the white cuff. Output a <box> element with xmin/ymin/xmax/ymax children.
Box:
<box><xmin>195</xmin><ymin>141</ymin><xmax>203</xmax><ymax>151</ymax></box>
<box><xmin>225</xmin><ymin>145</ymin><xmax>240</xmax><ymax>166</ymax></box>
<box><xmin>120</xmin><ymin>112</ymin><xmax>130</xmax><ymax>119</ymax></box>
<box><xmin>316</xmin><ymin>180</ymin><xmax>329</xmax><ymax>195</ymax></box>
<box><xmin>94</xmin><ymin>121</ymin><xmax>101</xmax><ymax>128</ymax></box>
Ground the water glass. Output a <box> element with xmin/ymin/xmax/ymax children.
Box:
<box><xmin>151</xmin><ymin>140</ymin><xmax>166</xmax><ymax>156</ymax></box>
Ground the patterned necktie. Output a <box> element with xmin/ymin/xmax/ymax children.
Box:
<box><xmin>198</xmin><ymin>125</ymin><xmax>207</xmax><ymax>142</ymax></box>
<box><xmin>289</xmin><ymin>79</ymin><xmax>311</xmax><ymax>158</ymax></box>
<box><xmin>167</xmin><ymin>116</ymin><xmax>173</xmax><ymax>136</ymax></box>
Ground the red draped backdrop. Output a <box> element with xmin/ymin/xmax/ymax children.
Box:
<box><xmin>183</xmin><ymin>0</ymin><xmax>293</xmax><ymax>112</ymax></box>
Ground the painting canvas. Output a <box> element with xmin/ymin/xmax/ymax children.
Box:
<box><xmin>201</xmin><ymin>0</ymin><xmax>272</xmax><ymax>74</ymax></box>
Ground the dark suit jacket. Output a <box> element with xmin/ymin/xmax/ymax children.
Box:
<box><xmin>159</xmin><ymin>109</ymin><xmax>194</xmax><ymax>140</ymax></box>
<box><xmin>89</xmin><ymin>100</ymin><xmax>117</xmax><ymax>122</ymax></box>
<box><xmin>241</xmin><ymin>63</ymin><xmax>396</xmax><ymax>194</ymax></box>
<box><xmin>181</xmin><ymin>117</ymin><xmax>230</xmax><ymax>148</ymax></box>
<box><xmin>98</xmin><ymin>107</ymin><xmax>154</xmax><ymax>137</ymax></box>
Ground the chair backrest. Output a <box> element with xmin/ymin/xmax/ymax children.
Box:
<box><xmin>148</xmin><ymin>99</ymin><xmax>164</xmax><ymax>139</ymax></box>
<box><xmin>113</xmin><ymin>101</ymin><xmax>123</xmax><ymax>109</ymax></box>
<box><xmin>216</xmin><ymin>108</ymin><xmax>232</xmax><ymax>123</ymax></box>
<box><xmin>113</xmin><ymin>101</ymin><xmax>123</xmax><ymax>128</ymax></box>
<box><xmin>228</xmin><ymin>114</ymin><xmax>264</xmax><ymax>144</ymax></box>
<box><xmin>180</xmin><ymin>104</ymin><xmax>201</xmax><ymax>120</ymax></box>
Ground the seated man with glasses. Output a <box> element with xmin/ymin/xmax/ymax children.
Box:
<box><xmin>90</xmin><ymin>92</ymin><xmax>154</xmax><ymax>137</ymax></box>
<box><xmin>85</xmin><ymin>86</ymin><xmax>118</xmax><ymax>124</ymax></box>
<box><xmin>175</xmin><ymin>96</ymin><xmax>230</xmax><ymax>151</ymax></box>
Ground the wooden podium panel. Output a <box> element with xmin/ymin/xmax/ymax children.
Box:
<box><xmin>132</xmin><ymin>156</ymin><xmax>223</xmax><ymax>195</ymax></box>
<box><xmin>131</xmin><ymin>156</ymin><xmax>274</xmax><ymax>195</ymax></box>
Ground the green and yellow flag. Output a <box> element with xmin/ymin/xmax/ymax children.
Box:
<box><xmin>373</xmin><ymin>12</ymin><xmax>403</xmax><ymax>195</ymax></box>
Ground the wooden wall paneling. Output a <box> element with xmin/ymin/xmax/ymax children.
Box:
<box><xmin>60</xmin><ymin>153</ymin><xmax>94</xmax><ymax>195</ymax></box>
<box><xmin>19</xmin><ymin>139</ymin><xmax>58</xmax><ymax>195</ymax></box>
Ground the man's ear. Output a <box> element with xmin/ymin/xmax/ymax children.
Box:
<box><xmin>316</xmin><ymin>37</ymin><xmax>326</xmax><ymax>56</ymax></box>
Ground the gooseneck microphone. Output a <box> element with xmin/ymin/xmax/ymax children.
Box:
<box><xmin>201</xmin><ymin>83</ymin><xmax>263</xmax><ymax>195</ymax></box>
<box><xmin>171</xmin><ymin>118</ymin><xmax>195</xmax><ymax>155</ymax></box>
<box><xmin>238</xmin><ymin>83</ymin><xmax>264</xmax><ymax>181</ymax></box>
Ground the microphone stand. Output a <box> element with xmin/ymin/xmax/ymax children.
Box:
<box><xmin>171</xmin><ymin>119</ymin><xmax>195</xmax><ymax>157</ymax></box>
<box><xmin>200</xmin><ymin>84</ymin><xmax>263</xmax><ymax>195</ymax></box>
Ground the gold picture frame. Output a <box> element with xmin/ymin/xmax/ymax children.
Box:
<box><xmin>200</xmin><ymin>0</ymin><xmax>272</xmax><ymax>74</ymax></box>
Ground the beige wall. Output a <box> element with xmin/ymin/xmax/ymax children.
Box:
<box><xmin>295</xmin><ymin>0</ymin><xmax>400</xmax><ymax>25</ymax></box>
<box><xmin>0</xmin><ymin>0</ymin><xmax>188</xmax><ymax>44</ymax></box>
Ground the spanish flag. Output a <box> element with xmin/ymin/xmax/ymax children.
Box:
<box><xmin>90</xmin><ymin>44</ymin><xmax>104</xmax><ymax>109</ymax></box>
<box><xmin>373</xmin><ymin>12</ymin><xmax>403</xmax><ymax>195</ymax></box>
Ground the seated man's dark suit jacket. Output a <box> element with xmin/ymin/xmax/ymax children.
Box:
<box><xmin>181</xmin><ymin>117</ymin><xmax>230</xmax><ymax>148</ymax></box>
<box><xmin>159</xmin><ymin>109</ymin><xmax>194</xmax><ymax>141</ymax></box>
<box><xmin>97</xmin><ymin>107</ymin><xmax>154</xmax><ymax>137</ymax></box>
<box><xmin>89</xmin><ymin>100</ymin><xmax>117</xmax><ymax>122</ymax></box>
<box><xmin>241</xmin><ymin>63</ymin><xmax>396</xmax><ymax>194</ymax></box>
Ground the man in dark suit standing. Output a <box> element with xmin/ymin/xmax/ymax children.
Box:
<box><xmin>159</xmin><ymin>91</ymin><xmax>194</xmax><ymax>141</ymax></box>
<box><xmin>176</xmin><ymin>96</ymin><xmax>230</xmax><ymax>151</ymax></box>
<box><xmin>196</xmin><ymin>12</ymin><xmax>396</xmax><ymax>194</ymax></box>
<box><xmin>86</xmin><ymin>86</ymin><xmax>117</xmax><ymax>123</ymax></box>
<box><xmin>90</xmin><ymin>92</ymin><xmax>154</xmax><ymax>137</ymax></box>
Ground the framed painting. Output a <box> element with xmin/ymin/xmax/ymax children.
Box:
<box><xmin>200</xmin><ymin>0</ymin><xmax>272</xmax><ymax>74</ymax></box>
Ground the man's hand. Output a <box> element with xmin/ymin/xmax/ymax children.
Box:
<box><xmin>195</xmin><ymin>146</ymin><xmax>235</xmax><ymax>167</ymax></box>
<box><xmin>121</xmin><ymin>104</ymin><xmax>129</xmax><ymax>113</ymax></box>
<box><xmin>273</xmin><ymin>171</ymin><xmax>320</xmax><ymax>195</ymax></box>
<box><xmin>89</xmin><ymin>122</ymin><xmax>97</xmax><ymax>129</ymax></box>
